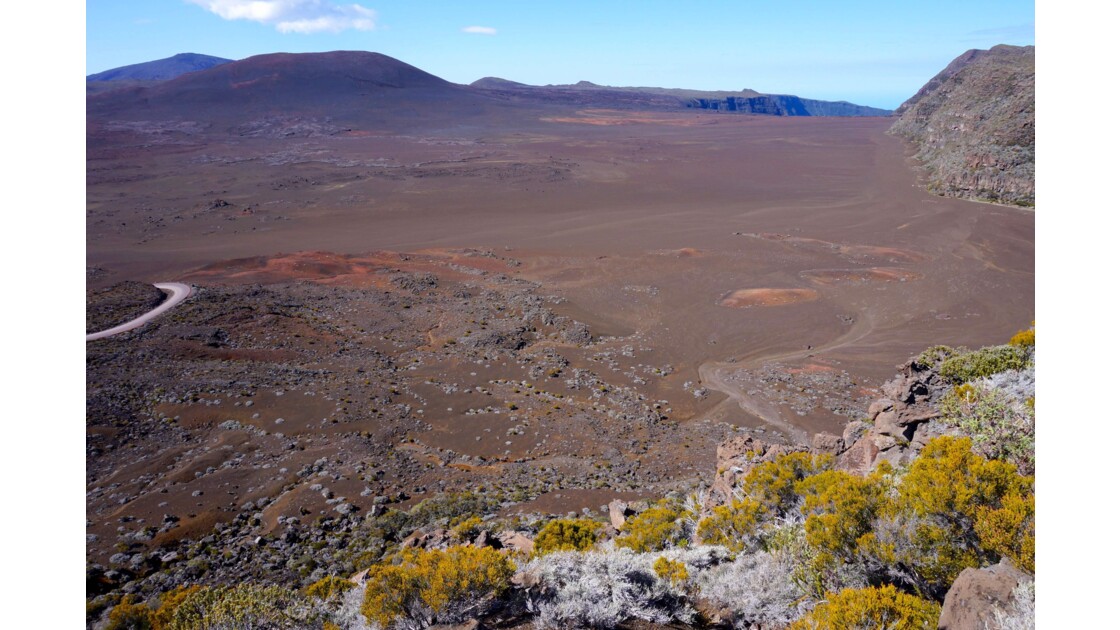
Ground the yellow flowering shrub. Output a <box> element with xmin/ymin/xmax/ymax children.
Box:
<box><xmin>533</xmin><ymin>518</ymin><xmax>601</xmax><ymax>556</ymax></box>
<box><xmin>360</xmin><ymin>545</ymin><xmax>515</xmax><ymax>628</ymax></box>
<box><xmin>788</xmin><ymin>585</ymin><xmax>939</xmax><ymax>629</ymax></box>
<box><xmin>615</xmin><ymin>500</ymin><xmax>686</xmax><ymax>552</ymax></box>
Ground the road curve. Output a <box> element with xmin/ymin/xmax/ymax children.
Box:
<box><xmin>86</xmin><ymin>282</ymin><xmax>193</xmax><ymax>341</ymax></box>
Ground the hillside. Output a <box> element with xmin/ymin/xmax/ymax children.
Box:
<box><xmin>889</xmin><ymin>45</ymin><xmax>1035</xmax><ymax>206</ymax></box>
<box><xmin>86</xmin><ymin>52</ymin><xmax>233</xmax><ymax>82</ymax></box>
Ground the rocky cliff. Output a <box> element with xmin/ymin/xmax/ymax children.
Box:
<box><xmin>889</xmin><ymin>45</ymin><xmax>1035</xmax><ymax>207</ymax></box>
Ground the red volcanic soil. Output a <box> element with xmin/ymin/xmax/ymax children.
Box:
<box><xmin>800</xmin><ymin>267</ymin><xmax>922</xmax><ymax>285</ymax></box>
<box><xmin>719</xmin><ymin>288</ymin><xmax>819</xmax><ymax>308</ymax></box>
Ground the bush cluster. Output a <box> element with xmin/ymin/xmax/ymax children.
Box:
<box><xmin>533</xmin><ymin>518</ymin><xmax>602</xmax><ymax>556</ymax></box>
<box><xmin>939</xmin><ymin>344</ymin><xmax>1032</xmax><ymax>384</ymax></box>
<box><xmin>361</xmin><ymin>545</ymin><xmax>515</xmax><ymax>629</ymax></box>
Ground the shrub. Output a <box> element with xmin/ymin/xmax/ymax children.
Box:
<box><xmin>526</xmin><ymin>549</ymin><xmax>695</xmax><ymax>629</ymax></box>
<box><xmin>915</xmin><ymin>345</ymin><xmax>961</xmax><ymax>369</ymax></box>
<box><xmin>787</xmin><ymin>585</ymin><xmax>940</xmax><ymax>629</ymax></box>
<box><xmin>165</xmin><ymin>584</ymin><xmax>319</xmax><ymax>630</ymax></box>
<box><xmin>873</xmin><ymin>436</ymin><xmax>1034</xmax><ymax>598</ymax></box>
<box><xmin>361</xmin><ymin>545</ymin><xmax>515</xmax><ymax>629</ymax></box>
<box><xmin>652</xmin><ymin>557</ymin><xmax>689</xmax><ymax>586</ymax></box>
<box><xmin>306</xmin><ymin>576</ymin><xmax>355</xmax><ymax>601</ymax></box>
<box><xmin>151</xmin><ymin>586</ymin><xmax>201</xmax><ymax>630</ymax></box>
<box><xmin>739</xmin><ymin>453</ymin><xmax>833</xmax><ymax>518</ymax></box>
<box><xmin>534</xmin><ymin>518</ymin><xmax>601</xmax><ymax>556</ymax></box>
<box><xmin>450</xmin><ymin>515</ymin><xmax>486</xmax><ymax>542</ymax></box>
<box><xmin>106</xmin><ymin>596</ymin><xmax>154</xmax><ymax>630</ymax></box>
<box><xmin>939</xmin><ymin>345</ymin><xmax>1031</xmax><ymax>384</ymax></box>
<box><xmin>616</xmin><ymin>500</ymin><xmax>686</xmax><ymax>552</ymax></box>
<box><xmin>1008</xmin><ymin>324</ymin><xmax>1035</xmax><ymax>348</ymax></box>
<box><xmin>696</xmin><ymin>496</ymin><xmax>766</xmax><ymax>554</ymax></box>
<box><xmin>796</xmin><ymin>466</ymin><xmax>890</xmax><ymax>585</ymax></box>
<box><xmin>693</xmin><ymin>550</ymin><xmax>812</xmax><ymax>629</ymax></box>
<box><xmin>939</xmin><ymin>384</ymin><xmax>1035</xmax><ymax>475</ymax></box>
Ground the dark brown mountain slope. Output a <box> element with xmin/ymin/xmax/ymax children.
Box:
<box><xmin>87</xmin><ymin>51</ymin><xmax>508</xmax><ymax>133</ymax></box>
<box><xmin>889</xmin><ymin>45</ymin><xmax>1034</xmax><ymax>206</ymax></box>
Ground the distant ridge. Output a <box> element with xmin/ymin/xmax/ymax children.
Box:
<box><xmin>470</xmin><ymin>77</ymin><xmax>889</xmax><ymax>117</ymax></box>
<box><xmin>87</xmin><ymin>52</ymin><xmax>233</xmax><ymax>82</ymax></box>
<box><xmin>890</xmin><ymin>45</ymin><xmax>1034</xmax><ymax>206</ymax></box>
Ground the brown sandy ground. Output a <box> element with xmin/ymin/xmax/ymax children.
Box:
<box><xmin>87</xmin><ymin>112</ymin><xmax>1033</xmax><ymax>599</ymax></box>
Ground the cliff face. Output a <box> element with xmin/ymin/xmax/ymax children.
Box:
<box><xmin>689</xmin><ymin>95</ymin><xmax>889</xmax><ymax>117</ymax></box>
<box><xmin>889</xmin><ymin>45</ymin><xmax>1035</xmax><ymax>207</ymax></box>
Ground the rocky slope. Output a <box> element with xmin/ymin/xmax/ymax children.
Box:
<box><xmin>889</xmin><ymin>45</ymin><xmax>1035</xmax><ymax>206</ymax></box>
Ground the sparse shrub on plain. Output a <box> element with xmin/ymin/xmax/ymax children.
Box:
<box><xmin>939</xmin><ymin>344</ymin><xmax>1032</xmax><ymax>384</ymax></box>
<box><xmin>788</xmin><ymin>585</ymin><xmax>940</xmax><ymax>630</ymax></box>
<box><xmin>533</xmin><ymin>518</ymin><xmax>602</xmax><ymax>556</ymax></box>
<box><xmin>361</xmin><ymin>545</ymin><xmax>515</xmax><ymax>629</ymax></box>
<box><xmin>616</xmin><ymin>500</ymin><xmax>687</xmax><ymax>552</ymax></box>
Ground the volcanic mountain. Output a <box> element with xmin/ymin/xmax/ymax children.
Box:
<box><xmin>88</xmin><ymin>50</ymin><xmax>893</xmax><ymax>136</ymax></box>
<box><xmin>889</xmin><ymin>44</ymin><xmax>1035</xmax><ymax>206</ymax></box>
<box><xmin>87</xmin><ymin>51</ymin><xmax>501</xmax><ymax>133</ymax></box>
<box><xmin>87</xmin><ymin>52</ymin><xmax>234</xmax><ymax>82</ymax></box>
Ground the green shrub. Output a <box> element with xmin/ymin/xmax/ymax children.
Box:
<box><xmin>940</xmin><ymin>345</ymin><xmax>1031</xmax><ymax>384</ymax></box>
<box><xmin>361</xmin><ymin>545</ymin><xmax>515</xmax><ymax>628</ymax></box>
<box><xmin>940</xmin><ymin>385</ymin><xmax>1035</xmax><ymax>474</ymax></box>
<box><xmin>165</xmin><ymin>584</ymin><xmax>318</xmax><ymax>630</ymax></box>
<box><xmin>788</xmin><ymin>585</ymin><xmax>940</xmax><ymax>629</ymax></box>
<box><xmin>915</xmin><ymin>345</ymin><xmax>961</xmax><ymax>369</ymax></box>
<box><xmin>533</xmin><ymin>518</ymin><xmax>601</xmax><ymax>556</ymax></box>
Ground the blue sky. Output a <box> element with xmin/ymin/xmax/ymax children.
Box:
<box><xmin>87</xmin><ymin>1</ymin><xmax>1034</xmax><ymax>110</ymax></box>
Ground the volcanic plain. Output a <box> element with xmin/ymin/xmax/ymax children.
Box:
<box><xmin>87</xmin><ymin>82</ymin><xmax>1033</xmax><ymax>583</ymax></box>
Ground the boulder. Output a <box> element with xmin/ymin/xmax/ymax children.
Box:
<box><xmin>938</xmin><ymin>558</ymin><xmax>1032</xmax><ymax>630</ymax></box>
<box><xmin>496</xmin><ymin>530</ymin><xmax>535</xmax><ymax>554</ymax></box>
<box><xmin>608</xmin><ymin>499</ymin><xmax>634</xmax><ymax>529</ymax></box>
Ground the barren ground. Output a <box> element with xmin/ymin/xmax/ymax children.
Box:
<box><xmin>87</xmin><ymin>111</ymin><xmax>1033</xmax><ymax>581</ymax></box>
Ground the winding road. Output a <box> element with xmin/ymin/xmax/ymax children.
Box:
<box><xmin>696</xmin><ymin>314</ymin><xmax>874</xmax><ymax>443</ymax></box>
<box><xmin>86</xmin><ymin>282</ymin><xmax>193</xmax><ymax>341</ymax></box>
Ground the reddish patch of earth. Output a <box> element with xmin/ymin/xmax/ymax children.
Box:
<box><xmin>800</xmin><ymin>267</ymin><xmax>922</xmax><ymax>285</ymax></box>
<box><xmin>719</xmin><ymin>288</ymin><xmax>819</xmax><ymax>308</ymax></box>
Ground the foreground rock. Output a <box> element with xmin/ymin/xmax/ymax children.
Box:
<box><xmin>938</xmin><ymin>559</ymin><xmax>1033</xmax><ymax>629</ymax></box>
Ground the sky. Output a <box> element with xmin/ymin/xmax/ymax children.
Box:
<box><xmin>87</xmin><ymin>1</ymin><xmax>1034</xmax><ymax>110</ymax></box>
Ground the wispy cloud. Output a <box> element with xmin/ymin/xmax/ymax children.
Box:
<box><xmin>461</xmin><ymin>25</ymin><xmax>497</xmax><ymax>35</ymax></box>
<box><xmin>188</xmin><ymin>1</ymin><xmax>377</xmax><ymax>34</ymax></box>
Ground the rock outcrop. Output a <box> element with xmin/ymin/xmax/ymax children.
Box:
<box><xmin>889</xmin><ymin>45</ymin><xmax>1034</xmax><ymax>207</ymax></box>
<box><xmin>713</xmin><ymin>354</ymin><xmax>952</xmax><ymax>499</ymax></box>
<box><xmin>938</xmin><ymin>559</ymin><xmax>1033</xmax><ymax>629</ymax></box>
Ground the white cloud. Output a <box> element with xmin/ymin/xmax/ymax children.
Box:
<box><xmin>189</xmin><ymin>1</ymin><xmax>376</xmax><ymax>34</ymax></box>
<box><xmin>461</xmin><ymin>25</ymin><xmax>497</xmax><ymax>35</ymax></box>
